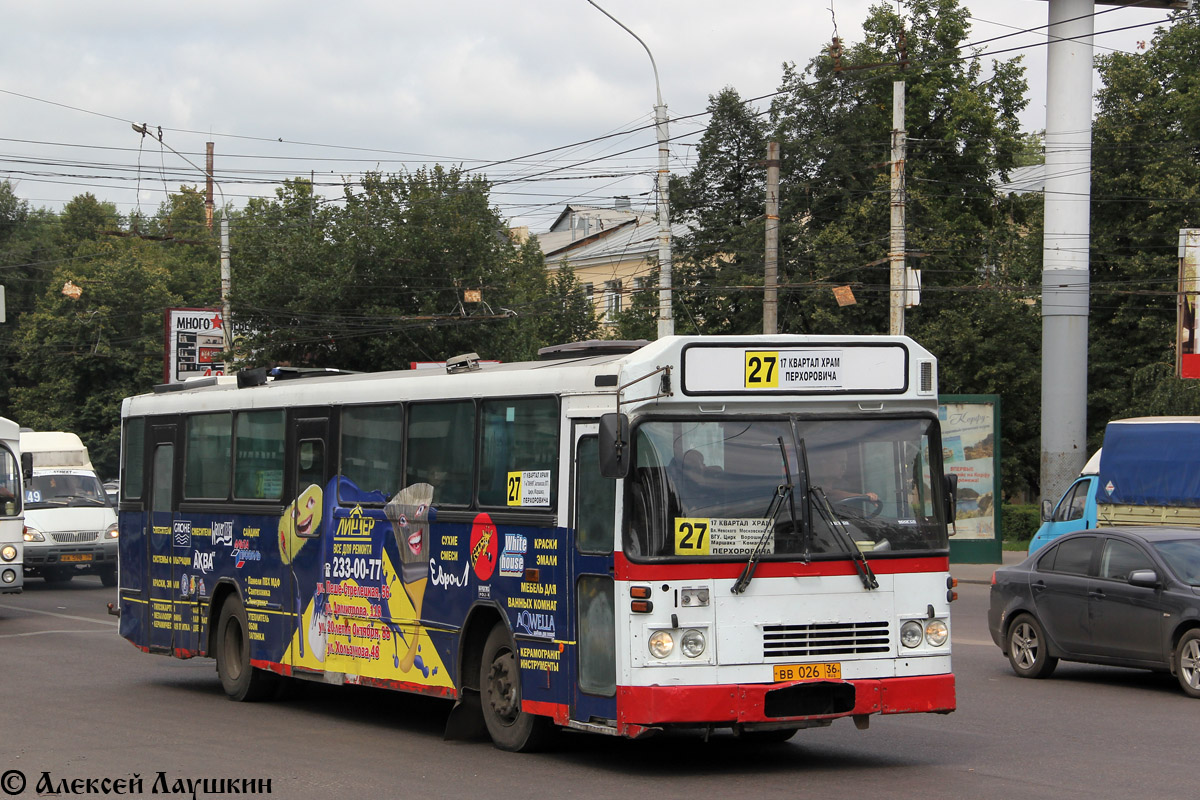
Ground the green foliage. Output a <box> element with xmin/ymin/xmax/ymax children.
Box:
<box><xmin>1090</xmin><ymin>14</ymin><xmax>1200</xmax><ymax>435</ymax></box>
<box><xmin>231</xmin><ymin>169</ymin><xmax>576</xmax><ymax>370</ymax></box>
<box><xmin>10</xmin><ymin>237</ymin><xmax>186</xmax><ymax>476</ymax></box>
<box><xmin>540</xmin><ymin>261</ymin><xmax>600</xmax><ymax>347</ymax></box>
<box><xmin>670</xmin><ymin>87</ymin><xmax>769</xmax><ymax>334</ymax></box>
<box><xmin>1001</xmin><ymin>503</ymin><xmax>1040</xmax><ymax>544</ymax></box>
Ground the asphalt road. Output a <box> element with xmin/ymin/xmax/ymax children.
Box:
<box><xmin>0</xmin><ymin>573</ymin><xmax>1191</xmax><ymax>800</ymax></box>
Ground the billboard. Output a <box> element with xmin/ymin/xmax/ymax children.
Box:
<box><xmin>164</xmin><ymin>308</ymin><xmax>228</xmax><ymax>384</ymax></box>
<box><xmin>1179</xmin><ymin>229</ymin><xmax>1200</xmax><ymax>378</ymax></box>
<box><xmin>939</xmin><ymin>397</ymin><xmax>1000</xmax><ymax>543</ymax></box>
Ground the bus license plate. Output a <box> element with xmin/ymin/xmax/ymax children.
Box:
<box><xmin>59</xmin><ymin>554</ymin><xmax>92</xmax><ymax>563</ymax></box>
<box><xmin>773</xmin><ymin>662</ymin><xmax>841</xmax><ymax>682</ymax></box>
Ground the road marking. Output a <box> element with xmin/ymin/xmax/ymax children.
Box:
<box><xmin>952</xmin><ymin>637</ymin><xmax>994</xmax><ymax>647</ymax></box>
<box><xmin>0</xmin><ymin>602</ymin><xmax>119</xmax><ymax>627</ymax></box>
<box><xmin>0</xmin><ymin>629</ymin><xmax>114</xmax><ymax>638</ymax></box>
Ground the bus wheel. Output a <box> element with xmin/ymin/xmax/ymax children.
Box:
<box><xmin>99</xmin><ymin>567</ymin><xmax>117</xmax><ymax>588</ymax></box>
<box><xmin>215</xmin><ymin>594</ymin><xmax>275</xmax><ymax>702</ymax></box>
<box><xmin>480</xmin><ymin>623</ymin><xmax>551</xmax><ymax>752</ymax></box>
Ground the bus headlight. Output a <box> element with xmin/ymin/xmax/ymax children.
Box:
<box><xmin>648</xmin><ymin>630</ymin><xmax>674</xmax><ymax>659</ymax></box>
<box><xmin>24</xmin><ymin>526</ymin><xmax>44</xmax><ymax>543</ymax></box>
<box><xmin>105</xmin><ymin>522</ymin><xmax>119</xmax><ymax>540</ymax></box>
<box><xmin>925</xmin><ymin>619</ymin><xmax>949</xmax><ymax>647</ymax></box>
<box><xmin>1</xmin><ymin>545</ymin><xmax>16</xmax><ymax>562</ymax></box>
<box><xmin>900</xmin><ymin>620</ymin><xmax>924</xmax><ymax>649</ymax></box>
<box><xmin>680</xmin><ymin>629</ymin><xmax>706</xmax><ymax>658</ymax></box>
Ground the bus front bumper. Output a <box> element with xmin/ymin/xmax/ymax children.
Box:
<box><xmin>615</xmin><ymin>674</ymin><xmax>955</xmax><ymax>735</ymax></box>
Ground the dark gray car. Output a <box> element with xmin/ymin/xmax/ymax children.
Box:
<box><xmin>988</xmin><ymin>527</ymin><xmax>1200</xmax><ymax>697</ymax></box>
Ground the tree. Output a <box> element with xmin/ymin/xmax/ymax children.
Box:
<box><xmin>761</xmin><ymin>0</ymin><xmax>1040</xmax><ymax>495</ymax></box>
<box><xmin>771</xmin><ymin>0</ymin><xmax>1028</xmax><ymax>334</ymax></box>
<box><xmin>232</xmin><ymin>169</ymin><xmax>563</xmax><ymax>371</ymax></box>
<box><xmin>10</xmin><ymin>237</ymin><xmax>183</xmax><ymax>476</ymax></box>
<box><xmin>1089</xmin><ymin>13</ymin><xmax>1200</xmax><ymax>431</ymax></box>
<box><xmin>669</xmin><ymin>87</ymin><xmax>769</xmax><ymax>334</ymax></box>
<box><xmin>538</xmin><ymin>260</ymin><xmax>600</xmax><ymax>347</ymax></box>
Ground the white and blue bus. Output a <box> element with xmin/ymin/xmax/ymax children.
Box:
<box><xmin>116</xmin><ymin>335</ymin><xmax>958</xmax><ymax>750</ymax></box>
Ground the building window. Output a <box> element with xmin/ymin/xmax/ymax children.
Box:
<box><xmin>604</xmin><ymin>280</ymin><xmax>622</xmax><ymax>322</ymax></box>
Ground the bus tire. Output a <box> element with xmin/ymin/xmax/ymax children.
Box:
<box><xmin>480</xmin><ymin>623</ymin><xmax>552</xmax><ymax>752</ymax></box>
<box><xmin>215</xmin><ymin>594</ymin><xmax>275</xmax><ymax>702</ymax></box>
<box><xmin>99</xmin><ymin>566</ymin><xmax>117</xmax><ymax>587</ymax></box>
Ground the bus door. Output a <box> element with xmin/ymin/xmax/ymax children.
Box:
<box><xmin>284</xmin><ymin>411</ymin><xmax>332</xmax><ymax>667</ymax></box>
<box><xmin>146</xmin><ymin>423</ymin><xmax>179</xmax><ymax>654</ymax></box>
<box><xmin>570</xmin><ymin>423</ymin><xmax>618</xmax><ymax>723</ymax></box>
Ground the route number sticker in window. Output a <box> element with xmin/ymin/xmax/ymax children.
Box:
<box><xmin>675</xmin><ymin>518</ymin><xmax>711</xmax><ymax>555</ymax></box>
<box><xmin>507</xmin><ymin>470</ymin><xmax>551</xmax><ymax>507</ymax></box>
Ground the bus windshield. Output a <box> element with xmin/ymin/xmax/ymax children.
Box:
<box><xmin>25</xmin><ymin>473</ymin><xmax>110</xmax><ymax>509</ymax></box>
<box><xmin>625</xmin><ymin>416</ymin><xmax>947</xmax><ymax>560</ymax></box>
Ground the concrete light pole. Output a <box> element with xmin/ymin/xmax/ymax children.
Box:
<box><xmin>586</xmin><ymin>0</ymin><xmax>674</xmax><ymax>338</ymax></box>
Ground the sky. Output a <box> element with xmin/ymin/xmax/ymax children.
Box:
<box><xmin>0</xmin><ymin>1</ymin><xmax>1178</xmax><ymax>232</ymax></box>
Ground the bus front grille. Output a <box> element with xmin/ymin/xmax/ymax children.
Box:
<box><xmin>763</xmin><ymin>621</ymin><xmax>891</xmax><ymax>657</ymax></box>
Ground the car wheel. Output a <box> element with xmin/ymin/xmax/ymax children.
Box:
<box><xmin>1007</xmin><ymin>613</ymin><xmax>1058</xmax><ymax>679</ymax></box>
<box><xmin>1174</xmin><ymin>629</ymin><xmax>1200</xmax><ymax>698</ymax></box>
<box><xmin>480</xmin><ymin>623</ymin><xmax>552</xmax><ymax>752</ymax></box>
<box><xmin>215</xmin><ymin>594</ymin><xmax>276</xmax><ymax>702</ymax></box>
<box><xmin>99</xmin><ymin>566</ymin><xmax>117</xmax><ymax>588</ymax></box>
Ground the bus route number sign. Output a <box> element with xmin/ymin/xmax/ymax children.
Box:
<box><xmin>744</xmin><ymin>351</ymin><xmax>779</xmax><ymax>388</ymax></box>
<box><xmin>744</xmin><ymin>349</ymin><xmax>843</xmax><ymax>390</ymax></box>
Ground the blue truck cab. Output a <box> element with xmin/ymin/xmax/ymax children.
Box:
<box><xmin>1029</xmin><ymin>450</ymin><xmax>1100</xmax><ymax>554</ymax></box>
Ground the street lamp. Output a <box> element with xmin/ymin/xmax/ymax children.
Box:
<box><xmin>586</xmin><ymin>0</ymin><xmax>674</xmax><ymax>338</ymax></box>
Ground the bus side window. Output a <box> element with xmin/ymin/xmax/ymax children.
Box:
<box><xmin>479</xmin><ymin>397</ymin><xmax>558</xmax><ymax>508</ymax></box>
<box><xmin>298</xmin><ymin>440</ymin><xmax>325</xmax><ymax>490</ymax></box>
<box><xmin>341</xmin><ymin>404</ymin><xmax>403</xmax><ymax>497</ymax></box>
<box><xmin>406</xmin><ymin>402</ymin><xmax>474</xmax><ymax>506</ymax></box>
<box><xmin>576</xmin><ymin>437</ymin><xmax>615</xmax><ymax>555</ymax></box>
<box><xmin>234</xmin><ymin>410</ymin><xmax>284</xmax><ymax>500</ymax></box>
<box><xmin>123</xmin><ymin>418</ymin><xmax>145</xmax><ymax>501</ymax></box>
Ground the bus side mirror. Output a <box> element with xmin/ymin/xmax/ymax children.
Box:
<box><xmin>599</xmin><ymin>413</ymin><xmax>631</xmax><ymax>479</ymax></box>
<box><xmin>943</xmin><ymin>473</ymin><xmax>958</xmax><ymax>524</ymax></box>
<box><xmin>1041</xmin><ymin>499</ymin><xmax>1054</xmax><ymax>522</ymax></box>
<box><xmin>21</xmin><ymin>452</ymin><xmax>32</xmax><ymax>482</ymax></box>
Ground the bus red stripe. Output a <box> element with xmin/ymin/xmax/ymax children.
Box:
<box><xmin>614</xmin><ymin>552</ymin><xmax>949</xmax><ymax>581</ymax></box>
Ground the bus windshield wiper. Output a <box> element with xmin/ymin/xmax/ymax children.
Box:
<box><xmin>810</xmin><ymin>486</ymin><xmax>878</xmax><ymax>591</ymax></box>
<box><xmin>732</xmin><ymin>438</ymin><xmax>802</xmax><ymax>594</ymax></box>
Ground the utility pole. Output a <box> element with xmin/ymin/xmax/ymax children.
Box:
<box><xmin>889</xmin><ymin>81</ymin><xmax>907</xmax><ymax>336</ymax></box>
<box><xmin>205</xmin><ymin>143</ymin><xmax>215</xmax><ymax>231</ymax></box>
<box><xmin>221</xmin><ymin>218</ymin><xmax>232</xmax><ymax>374</ymax></box>
<box><xmin>206</xmin><ymin>141</ymin><xmax>232</xmax><ymax>374</ymax></box>
<box><xmin>763</xmin><ymin>142</ymin><xmax>780</xmax><ymax>335</ymax></box>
